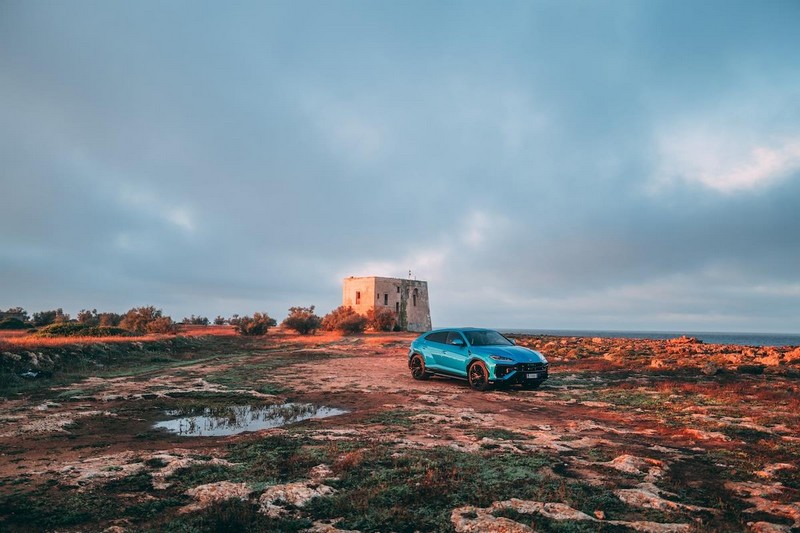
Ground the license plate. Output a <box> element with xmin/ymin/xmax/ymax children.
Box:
<box><xmin>526</xmin><ymin>373</ymin><xmax>539</xmax><ymax>379</ymax></box>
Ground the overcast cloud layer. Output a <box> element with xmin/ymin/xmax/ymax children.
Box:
<box><xmin>2</xmin><ymin>1</ymin><xmax>799</xmax><ymax>332</ymax></box>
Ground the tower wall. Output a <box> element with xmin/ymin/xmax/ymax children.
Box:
<box><xmin>342</xmin><ymin>276</ymin><xmax>432</xmax><ymax>332</ymax></box>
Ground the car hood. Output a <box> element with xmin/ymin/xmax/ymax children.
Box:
<box><xmin>470</xmin><ymin>345</ymin><xmax>547</xmax><ymax>363</ymax></box>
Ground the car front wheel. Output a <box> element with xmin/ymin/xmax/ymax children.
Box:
<box><xmin>410</xmin><ymin>354</ymin><xmax>431</xmax><ymax>380</ymax></box>
<box><xmin>468</xmin><ymin>361</ymin><xmax>492</xmax><ymax>391</ymax></box>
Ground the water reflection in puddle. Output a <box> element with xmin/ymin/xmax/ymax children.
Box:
<box><xmin>154</xmin><ymin>402</ymin><xmax>348</xmax><ymax>436</ymax></box>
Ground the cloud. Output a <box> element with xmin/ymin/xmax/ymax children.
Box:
<box><xmin>2</xmin><ymin>1</ymin><xmax>800</xmax><ymax>331</ymax></box>
<box><xmin>654</xmin><ymin>131</ymin><xmax>800</xmax><ymax>194</ymax></box>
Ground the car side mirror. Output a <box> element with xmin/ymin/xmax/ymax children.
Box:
<box><xmin>450</xmin><ymin>338</ymin><xmax>465</xmax><ymax>347</ymax></box>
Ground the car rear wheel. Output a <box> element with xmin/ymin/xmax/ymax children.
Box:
<box><xmin>468</xmin><ymin>361</ymin><xmax>491</xmax><ymax>391</ymax></box>
<box><xmin>410</xmin><ymin>354</ymin><xmax>431</xmax><ymax>380</ymax></box>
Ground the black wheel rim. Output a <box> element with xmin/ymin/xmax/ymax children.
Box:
<box><xmin>469</xmin><ymin>364</ymin><xmax>486</xmax><ymax>388</ymax></box>
<box><xmin>411</xmin><ymin>356</ymin><xmax>424</xmax><ymax>378</ymax></box>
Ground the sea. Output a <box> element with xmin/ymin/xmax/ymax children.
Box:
<box><xmin>499</xmin><ymin>329</ymin><xmax>800</xmax><ymax>348</ymax></box>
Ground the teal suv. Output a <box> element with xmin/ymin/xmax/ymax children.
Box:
<box><xmin>408</xmin><ymin>328</ymin><xmax>548</xmax><ymax>391</ymax></box>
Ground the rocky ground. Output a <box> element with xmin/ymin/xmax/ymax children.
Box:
<box><xmin>0</xmin><ymin>330</ymin><xmax>798</xmax><ymax>532</ymax></box>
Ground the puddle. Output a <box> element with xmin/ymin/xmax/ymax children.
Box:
<box><xmin>153</xmin><ymin>402</ymin><xmax>348</xmax><ymax>436</ymax></box>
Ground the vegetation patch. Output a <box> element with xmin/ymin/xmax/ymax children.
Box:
<box><xmin>33</xmin><ymin>323</ymin><xmax>133</xmax><ymax>338</ymax></box>
<box><xmin>362</xmin><ymin>409</ymin><xmax>416</xmax><ymax>428</ymax></box>
<box><xmin>475</xmin><ymin>428</ymin><xmax>527</xmax><ymax>441</ymax></box>
<box><xmin>305</xmin><ymin>446</ymin><xmax>560</xmax><ymax>531</ymax></box>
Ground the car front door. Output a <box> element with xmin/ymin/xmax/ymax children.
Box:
<box><xmin>423</xmin><ymin>331</ymin><xmax>449</xmax><ymax>370</ymax></box>
<box><xmin>442</xmin><ymin>331</ymin><xmax>469</xmax><ymax>376</ymax></box>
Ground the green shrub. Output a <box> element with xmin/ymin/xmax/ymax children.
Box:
<box><xmin>145</xmin><ymin>317</ymin><xmax>177</xmax><ymax>334</ymax></box>
<box><xmin>366</xmin><ymin>307</ymin><xmax>397</xmax><ymax>331</ymax></box>
<box><xmin>0</xmin><ymin>317</ymin><xmax>29</xmax><ymax>330</ymax></box>
<box><xmin>120</xmin><ymin>306</ymin><xmax>175</xmax><ymax>334</ymax></box>
<box><xmin>31</xmin><ymin>308</ymin><xmax>70</xmax><ymax>327</ymax></box>
<box><xmin>235</xmin><ymin>313</ymin><xmax>276</xmax><ymax>336</ymax></box>
<box><xmin>321</xmin><ymin>306</ymin><xmax>367</xmax><ymax>334</ymax></box>
<box><xmin>77</xmin><ymin>309</ymin><xmax>99</xmax><ymax>326</ymax></box>
<box><xmin>182</xmin><ymin>315</ymin><xmax>210</xmax><ymax>326</ymax></box>
<box><xmin>97</xmin><ymin>312</ymin><xmax>123</xmax><ymax>326</ymax></box>
<box><xmin>33</xmin><ymin>323</ymin><xmax>134</xmax><ymax>338</ymax></box>
<box><xmin>0</xmin><ymin>307</ymin><xmax>29</xmax><ymax>323</ymax></box>
<box><xmin>282</xmin><ymin>306</ymin><xmax>322</xmax><ymax>334</ymax></box>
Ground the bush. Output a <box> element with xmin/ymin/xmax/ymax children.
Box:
<box><xmin>235</xmin><ymin>313</ymin><xmax>276</xmax><ymax>336</ymax></box>
<box><xmin>146</xmin><ymin>317</ymin><xmax>177</xmax><ymax>334</ymax></box>
<box><xmin>213</xmin><ymin>316</ymin><xmax>227</xmax><ymax>325</ymax></box>
<box><xmin>366</xmin><ymin>308</ymin><xmax>397</xmax><ymax>331</ymax></box>
<box><xmin>33</xmin><ymin>323</ymin><xmax>133</xmax><ymax>338</ymax></box>
<box><xmin>97</xmin><ymin>312</ymin><xmax>123</xmax><ymax>327</ymax></box>
<box><xmin>77</xmin><ymin>309</ymin><xmax>99</xmax><ymax>326</ymax></box>
<box><xmin>182</xmin><ymin>315</ymin><xmax>210</xmax><ymax>326</ymax></box>
<box><xmin>31</xmin><ymin>309</ymin><xmax>70</xmax><ymax>327</ymax></box>
<box><xmin>120</xmin><ymin>306</ymin><xmax>174</xmax><ymax>334</ymax></box>
<box><xmin>0</xmin><ymin>317</ymin><xmax>30</xmax><ymax>330</ymax></box>
<box><xmin>0</xmin><ymin>307</ymin><xmax>29</xmax><ymax>323</ymax></box>
<box><xmin>282</xmin><ymin>306</ymin><xmax>322</xmax><ymax>335</ymax></box>
<box><xmin>321</xmin><ymin>306</ymin><xmax>367</xmax><ymax>334</ymax></box>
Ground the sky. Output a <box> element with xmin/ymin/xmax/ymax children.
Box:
<box><xmin>1</xmin><ymin>0</ymin><xmax>799</xmax><ymax>333</ymax></box>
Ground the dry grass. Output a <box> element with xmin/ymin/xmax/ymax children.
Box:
<box><xmin>2</xmin><ymin>334</ymin><xmax>150</xmax><ymax>348</ymax></box>
<box><xmin>0</xmin><ymin>324</ymin><xmax>240</xmax><ymax>350</ymax></box>
<box><xmin>175</xmin><ymin>324</ymin><xmax>238</xmax><ymax>337</ymax></box>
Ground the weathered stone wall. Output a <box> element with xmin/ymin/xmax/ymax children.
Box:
<box><xmin>342</xmin><ymin>276</ymin><xmax>432</xmax><ymax>332</ymax></box>
<box><xmin>341</xmin><ymin>277</ymin><xmax>376</xmax><ymax>317</ymax></box>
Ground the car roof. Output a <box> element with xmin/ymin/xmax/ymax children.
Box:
<box><xmin>426</xmin><ymin>327</ymin><xmax>493</xmax><ymax>334</ymax></box>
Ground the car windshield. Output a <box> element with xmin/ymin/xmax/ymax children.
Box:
<box><xmin>463</xmin><ymin>330</ymin><xmax>513</xmax><ymax>346</ymax></box>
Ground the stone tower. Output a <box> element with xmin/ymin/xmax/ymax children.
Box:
<box><xmin>342</xmin><ymin>276</ymin><xmax>432</xmax><ymax>332</ymax></box>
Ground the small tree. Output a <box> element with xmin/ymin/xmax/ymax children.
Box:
<box><xmin>321</xmin><ymin>306</ymin><xmax>367</xmax><ymax>334</ymax></box>
<box><xmin>32</xmin><ymin>308</ymin><xmax>70</xmax><ymax>327</ymax></box>
<box><xmin>1</xmin><ymin>307</ymin><xmax>29</xmax><ymax>323</ymax></box>
<box><xmin>146</xmin><ymin>316</ymin><xmax>177</xmax><ymax>334</ymax></box>
<box><xmin>120</xmin><ymin>306</ymin><xmax>171</xmax><ymax>334</ymax></box>
<box><xmin>97</xmin><ymin>312</ymin><xmax>123</xmax><ymax>327</ymax></box>
<box><xmin>235</xmin><ymin>313</ymin><xmax>276</xmax><ymax>336</ymax></box>
<box><xmin>228</xmin><ymin>314</ymin><xmax>241</xmax><ymax>326</ymax></box>
<box><xmin>213</xmin><ymin>315</ymin><xmax>227</xmax><ymax>325</ymax></box>
<box><xmin>282</xmin><ymin>306</ymin><xmax>322</xmax><ymax>335</ymax></box>
<box><xmin>182</xmin><ymin>315</ymin><xmax>210</xmax><ymax>326</ymax></box>
<box><xmin>366</xmin><ymin>307</ymin><xmax>397</xmax><ymax>331</ymax></box>
<box><xmin>77</xmin><ymin>309</ymin><xmax>99</xmax><ymax>326</ymax></box>
<box><xmin>0</xmin><ymin>317</ymin><xmax>29</xmax><ymax>330</ymax></box>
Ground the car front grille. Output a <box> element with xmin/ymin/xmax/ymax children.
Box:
<box><xmin>515</xmin><ymin>362</ymin><xmax>548</xmax><ymax>372</ymax></box>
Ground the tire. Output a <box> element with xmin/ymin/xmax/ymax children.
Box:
<box><xmin>468</xmin><ymin>361</ymin><xmax>492</xmax><ymax>391</ymax></box>
<box><xmin>410</xmin><ymin>354</ymin><xmax>431</xmax><ymax>380</ymax></box>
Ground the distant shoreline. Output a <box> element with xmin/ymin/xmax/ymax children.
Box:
<box><xmin>499</xmin><ymin>328</ymin><xmax>800</xmax><ymax>348</ymax></box>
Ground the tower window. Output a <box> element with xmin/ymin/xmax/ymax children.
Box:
<box><xmin>384</xmin><ymin>294</ymin><xmax>388</xmax><ymax>305</ymax></box>
<box><xmin>396</xmin><ymin>302</ymin><xmax>400</xmax><ymax>313</ymax></box>
<box><xmin>413</xmin><ymin>288</ymin><xmax>418</xmax><ymax>307</ymax></box>
<box><xmin>355</xmin><ymin>291</ymin><xmax>361</xmax><ymax>304</ymax></box>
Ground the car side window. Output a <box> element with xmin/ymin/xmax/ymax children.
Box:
<box><xmin>446</xmin><ymin>331</ymin><xmax>466</xmax><ymax>346</ymax></box>
<box><xmin>425</xmin><ymin>331</ymin><xmax>448</xmax><ymax>344</ymax></box>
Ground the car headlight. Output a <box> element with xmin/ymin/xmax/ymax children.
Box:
<box><xmin>489</xmin><ymin>355</ymin><xmax>514</xmax><ymax>362</ymax></box>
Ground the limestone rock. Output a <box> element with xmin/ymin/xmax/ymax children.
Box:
<box><xmin>183</xmin><ymin>481</ymin><xmax>251</xmax><ymax>513</ymax></box>
<box><xmin>748</xmin><ymin>521</ymin><xmax>792</xmax><ymax>533</ymax></box>
<box><xmin>259</xmin><ymin>480</ymin><xmax>335</xmax><ymax>518</ymax></box>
